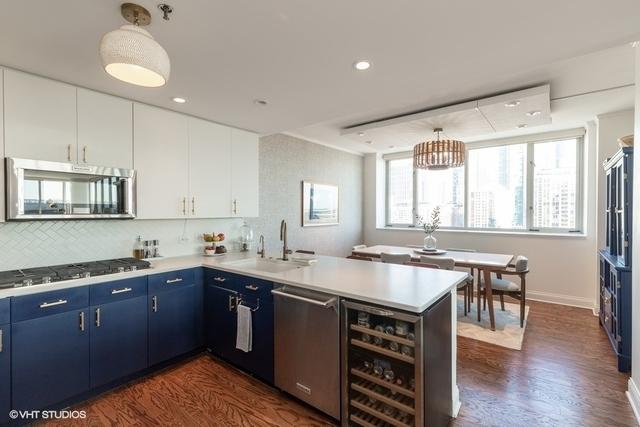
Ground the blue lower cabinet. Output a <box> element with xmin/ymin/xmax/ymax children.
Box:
<box><xmin>90</xmin><ymin>296</ymin><xmax>148</xmax><ymax>388</ymax></box>
<box><xmin>204</xmin><ymin>269</ymin><xmax>274</xmax><ymax>383</ymax></box>
<box><xmin>149</xmin><ymin>282</ymin><xmax>201</xmax><ymax>366</ymax></box>
<box><xmin>12</xmin><ymin>309</ymin><xmax>90</xmax><ymax>410</ymax></box>
<box><xmin>0</xmin><ymin>324</ymin><xmax>10</xmax><ymax>425</ymax></box>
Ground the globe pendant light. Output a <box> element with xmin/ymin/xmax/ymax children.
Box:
<box><xmin>100</xmin><ymin>3</ymin><xmax>171</xmax><ymax>87</ymax></box>
<box><xmin>413</xmin><ymin>128</ymin><xmax>465</xmax><ymax>170</ymax></box>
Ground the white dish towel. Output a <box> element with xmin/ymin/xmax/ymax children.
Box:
<box><xmin>236</xmin><ymin>304</ymin><xmax>253</xmax><ymax>353</ymax></box>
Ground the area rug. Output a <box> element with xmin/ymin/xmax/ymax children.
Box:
<box><xmin>456</xmin><ymin>295</ymin><xmax>530</xmax><ymax>350</ymax></box>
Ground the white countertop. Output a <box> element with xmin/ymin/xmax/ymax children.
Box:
<box><xmin>0</xmin><ymin>253</ymin><xmax>467</xmax><ymax>313</ymax></box>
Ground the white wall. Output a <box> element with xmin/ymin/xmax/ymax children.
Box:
<box><xmin>363</xmin><ymin>123</ymin><xmax>606</xmax><ymax>309</ymax></box>
<box><xmin>627</xmin><ymin>47</ymin><xmax>640</xmax><ymax>421</ymax></box>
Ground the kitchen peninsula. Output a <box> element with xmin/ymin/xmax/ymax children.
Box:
<box><xmin>0</xmin><ymin>253</ymin><xmax>465</xmax><ymax>426</ymax></box>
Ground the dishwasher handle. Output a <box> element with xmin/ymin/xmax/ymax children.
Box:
<box><xmin>271</xmin><ymin>288</ymin><xmax>337</xmax><ymax>309</ymax></box>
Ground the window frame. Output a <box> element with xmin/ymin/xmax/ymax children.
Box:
<box><xmin>384</xmin><ymin>131</ymin><xmax>585</xmax><ymax>234</ymax></box>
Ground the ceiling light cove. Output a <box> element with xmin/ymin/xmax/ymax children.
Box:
<box><xmin>504</xmin><ymin>100</ymin><xmax>521</xmax><ymax>108</ymax></box>
<box><xmin>358</xmin><ymin>132</ymin><xmax>365</xmax><ymax>137</ymax></box>
<box><xmin>517</xmin><ymin>124</ymin><xmax>528</xmax><ymax>129</ymax></box>
<box><xmin>526</xmin><ymin>110</ymin><xmax>541</xmax><ymax>117</ymax></box>
<box><xmin>100</xmin><ymin>3</ymin><xmax>171</xmax><ymax>88</ymax></box>
<box><xmin>172</xmin><ymin>97</ymin><xmax>186</xmax><ymax>103</ymax></box>
<box><xmin>353</xmin><ymin>60</ymin><xmax>371</xmax><ymax>71</ymax></box>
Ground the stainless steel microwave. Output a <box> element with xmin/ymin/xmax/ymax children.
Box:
<box><xmin>5</xmin><ymin>158</ymin><xmax>136</xmax><ymax>220</ymax></box>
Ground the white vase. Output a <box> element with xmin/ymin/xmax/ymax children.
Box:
<box><xmin>424</xmin><ymin>233</ymin><xmax>437</xmax><ymax>250</ymax></box>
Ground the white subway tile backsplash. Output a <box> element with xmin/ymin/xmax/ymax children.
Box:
<box><xmin>0</xmin><ymin>218</ymin><xmax>244</xmax><ymax>270</ymax></box>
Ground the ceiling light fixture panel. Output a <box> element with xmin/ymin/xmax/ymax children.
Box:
<box><xmin>172</xmin><ymin>97</ymin><xmax>186</xmax><ymax>103</ymax></box>
<box><xmin>353</xmin><ymin>60</ymin><xmax>371</xmax><ymax>71</ymax></box>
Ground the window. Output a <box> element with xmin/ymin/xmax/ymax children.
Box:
<box><xmin>386</xmin><ymin>158</ymin><xmax>413</xmax><ymax>225</ymax></box>
<box><xmin>384</xmin><ymin>134</ymin><xmax>583</xmax><ymax>233</ymax></box>
<box><xmin>416</xmin><ymin>168</ymin><xmax>464</xmax><ymax>227</ymax></box>
<box><xmin>467</xmin><ymin>144</ymin><xmax>526</xmax><ymax>229</ymax></box>
<box><xmin>532</xmin><ymin>138</ymin><xmax>579</xmax><ymax>229</ymax></box>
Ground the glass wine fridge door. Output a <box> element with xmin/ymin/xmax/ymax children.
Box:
<box><xmin>6</xmin><ymin>158</ymin><xmax>136</xmax><ymax>220</ymax></box>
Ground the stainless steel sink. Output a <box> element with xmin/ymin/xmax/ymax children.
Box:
<box><xmin>224</xmin><ymin>258</ymin><xmax>304</xmax><ymax>274</ymax></box>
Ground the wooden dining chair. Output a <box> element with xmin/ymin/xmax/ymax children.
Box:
<box><xmin>420</xmin><ymin>255</ymin><xmax>472</xmax><ymax>316</ymax></box>
<box><xmin>446</xmin><ymin>248</ymin><xmax>478</xmax><ymax>304</ymax></box>
<box><xmin>346</xmin><ymin>255</ymin><xmax>373</xmax><ymax>261</ymax></box>
<box><xmin>295</xmin><ymin>250</ymin><xmax>315</xmax><ymax>255</ymax></box>
<box><xmin>480</xmin><ymin>255</ymin><xmax>529</xmax><ymax>327</ymax></box>
<box><xmin>380</xmin><ymin>253</ymin><xmax>412</xmax><ymax>265</ymax></box>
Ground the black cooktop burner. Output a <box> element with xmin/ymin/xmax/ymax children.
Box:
<box><xmin>0</xmin><ymin>258</ymin><xmax>151</xmax><ymax>289</ymax></box>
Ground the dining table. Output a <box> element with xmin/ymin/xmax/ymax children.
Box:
<box><xmin>351</xmin><ymin>245</ymin><xmax>514</xmax><ymax>331</ymax></box>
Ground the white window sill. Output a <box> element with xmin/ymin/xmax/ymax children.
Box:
<box><xmin>376</xmin><ymin>226</ymin><xmax>587</xmax><ymax>239</ymax></box>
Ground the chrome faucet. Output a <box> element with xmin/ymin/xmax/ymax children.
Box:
<box><xmin>280</xmin><ymin>220</ymin><xmax>291</xmax><ymax>261</ymax></box>
<box><xmin>257</xmin><ymin>235</ymin><xmax>265</xmax><ymax>258</ymax></box>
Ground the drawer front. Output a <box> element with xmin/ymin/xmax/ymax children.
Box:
<box><xmin>148</xmin><ymin>269</ymin><xmax>196</xmax><ymax>294</ymax></box>
<box><xmin>234</xmin><ymin>275</ymin><xmax>273</xmax><ymax>301</ymax></box>
<box><xmin>12</xmin><ymin>286</ymin><xmax>89</xmax><ymax>322</ymax></box>
<box><xmin>0</xmin><ymin>298</ymin><xmax>9</xmax><ymax>324</ymax></box>
<box><xmin>205</xmin><ymin>268</ymin><xmax>237</xmax><ymax>288</ymax></box>
<box><xmin>90</xmin><ymin>276</ymin><xmax>148</xmax><ymax>306</ymax></box>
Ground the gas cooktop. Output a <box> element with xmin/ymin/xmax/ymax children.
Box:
<box><xmin>0</xmin><ymin>258</ymin><xmax>151</xmax><ymax>290</ymax></box>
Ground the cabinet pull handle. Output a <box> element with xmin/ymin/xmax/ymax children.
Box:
<box><xmin>83</xmin><ymin>146</ymin><xmax>87</xmax><ymax>163</ymax></box>
<box><xmin>192</xmin><ymin>197</ymin><xmax>195</xmax><ymax>215</ymax></box>
<box><xmin>233</xmin><ymin>199</ymin><xmax>238</xmax><ymax>214</ymax></box>
<box><xmin>152</xmin><ymin>296</ymin><xmax>158</xmax><ymax>312</ymax></box>
<box><xmin>214</xmin><ymin>277</ymin><xmax>226</xmax><ymax>282</ymax></box>
<box><xmin>111</xmin><ymin>287</ymin><xmax>132</xmax><ymax>295</ymax></box>
<box><xmin>95</xmin><ymin>308</ymin><xmax>101</xmax><ymax>327</ymax></box>
<box><xmin>80</xmin><ymin>311</ymin><xmax>86</xmax><ymax>331</ymax></box>
<box><xmin>182</xmin><ymin>197</ymin><xmax>187</xmax><ymax>216</ymax></box>
<box><xmin>0</xmin><ymin>329</ymin><xmax>3</xmax><ymax>353</ymax></box>
<box><xmin>40</xmin><ymin>299</ymin><xmax>68</xmax><ymax>309</ymax></box>
<box><xmin>166</xmin><ymin>278</ymin><xmax>183</xmax><ymax>284</ymax></box>
<box><xmin>67</xmin><ymin>144</ymin><xmax>72</xmax><ymax>161</ymax></box>
<box><xmin>245</xmin><ymin>285</ymin><xmax>259</xmax><ymax>291</ymax></box>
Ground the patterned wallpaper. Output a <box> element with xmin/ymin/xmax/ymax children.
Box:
<box><xmin>246</xmin><ymin>134</ymin><xmax>364</xmax><ymax>257</ymax></box>
<box><xmin>0</xmin><ymin>133</ymin><xmax>364</xmax><ymax>270</ymax></box>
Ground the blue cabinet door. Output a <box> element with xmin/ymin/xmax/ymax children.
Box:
<box><xmin>205</xmin><ymin>283</ymin><xmax>238</xmax><ymax>360</ymax></box>
<box><xmin>148</xmin><ymin>284</ymin><xmax>200</xmax><ymax>366</ymax></box>
<box><xmin>90</xmin><ymin>295</ymin><xmax>148</xmax><ymax>388</ymax></box>
<box><xmin>0</xmin><ymin>324</ymin><xmax>10</xmax><ymax>425</ymax></box>
<box><xmin>12</xmin><ymin>309</ymin><xmax>90</xmax><ymax>410</ymax></box>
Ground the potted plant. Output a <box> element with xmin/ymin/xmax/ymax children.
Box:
<box><xmin>416</xmin><ymin>207</ymin><xmax>441</xmax><ymax>250</ymax></box>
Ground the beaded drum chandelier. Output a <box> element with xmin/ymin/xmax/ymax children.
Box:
<box><xmin>413</xmin><ymin>128</ymin><xmax>465</xmax><ymax>170</ymax></box>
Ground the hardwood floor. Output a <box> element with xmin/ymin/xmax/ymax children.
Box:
<box><xmin>39</xmin><ymin>300</ymin><xmax>636</xmax><ymax>427</ymax></box>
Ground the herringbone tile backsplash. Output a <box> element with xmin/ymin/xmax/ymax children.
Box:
<box><xmin>0</xmin><ymin>218</ymin><xmax>244</xmax><ymax>270</ymax></box>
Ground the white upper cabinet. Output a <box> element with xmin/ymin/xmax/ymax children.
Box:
<box><xmin>188</xmin><ymin>117</ymin><xmax>232</xmax><ymax>218</ymax></box>
<box><xmin>231</xmin><ymin>129</ymin><xmax>259</xmax><ymax>217</ymax></box>
<box><xmin>77</xmin><ymin>89</ymin><xmax>133</xmax><ymax>169</ymax></box>
<box><xmin>4</xmin><ymin>69</ymin><xmax>77</xmax><ymax>162</ymax></box>
<box><xmin>133</xmin><ymin>103</ymin><xmax>189</xmax><ymax>219</ymax></box>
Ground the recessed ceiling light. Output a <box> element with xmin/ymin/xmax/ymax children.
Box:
<box><xmin>172</xmin><ymin>97</ymin><xmax>186</xmax><ymax>104</ymax></box>
<box><xmin>505</xmin><ymin>100</ymin><xmax>521</xmax><ymax>108</ymax></box>
<box><xmin>517</xmin><ymin>124</ymin><xmax>528</xmax><ymax>129</ymax></box>
<box><xmin>526</xmin><ymin>110</ymin><xmax>541</xmax><ymax>117</ymax></box>
<box><xmin>358</xmin><ymin>132</ymin><xmax>365</xmax><ymax>137</ymax></box>
<box><xmin>353</xmin><ymin>60</ymin><xmax>371</xmax><ymax>71</ymax></box>
<box><xmin>254</xmin><ymin>99</ymin><xmax>268</xmax><ymax>106</ymax></box>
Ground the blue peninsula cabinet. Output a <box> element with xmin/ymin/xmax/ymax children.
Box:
<box><xmin>11</xmin><ymin>287</ymin><xmax>90</xmax><ymax>411</ymax></box>
<box><xmin>89</xmin><ymin>276</ymin><xmax>149</xmax><ymax>388</ymax></box>
<box><xmin>148</xmin><ymin>268</ymin><xmax>203</xmax><ymax>366</ymax></box>
<box><xmin>0</xmin><ymin>298</ymin><xmax>10</xmax><ymax>425</ymax></box>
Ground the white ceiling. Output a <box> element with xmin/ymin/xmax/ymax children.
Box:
<box><xmin>0</xmin><ymin>1</ymin><xmax>638</xmax><ymax>150</ymax></box>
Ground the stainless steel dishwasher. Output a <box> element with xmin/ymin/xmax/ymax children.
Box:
<box><xmin>272</xmin><ymin>285</ymin><xmax>340</xmax><ymax>419</ymax></box>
